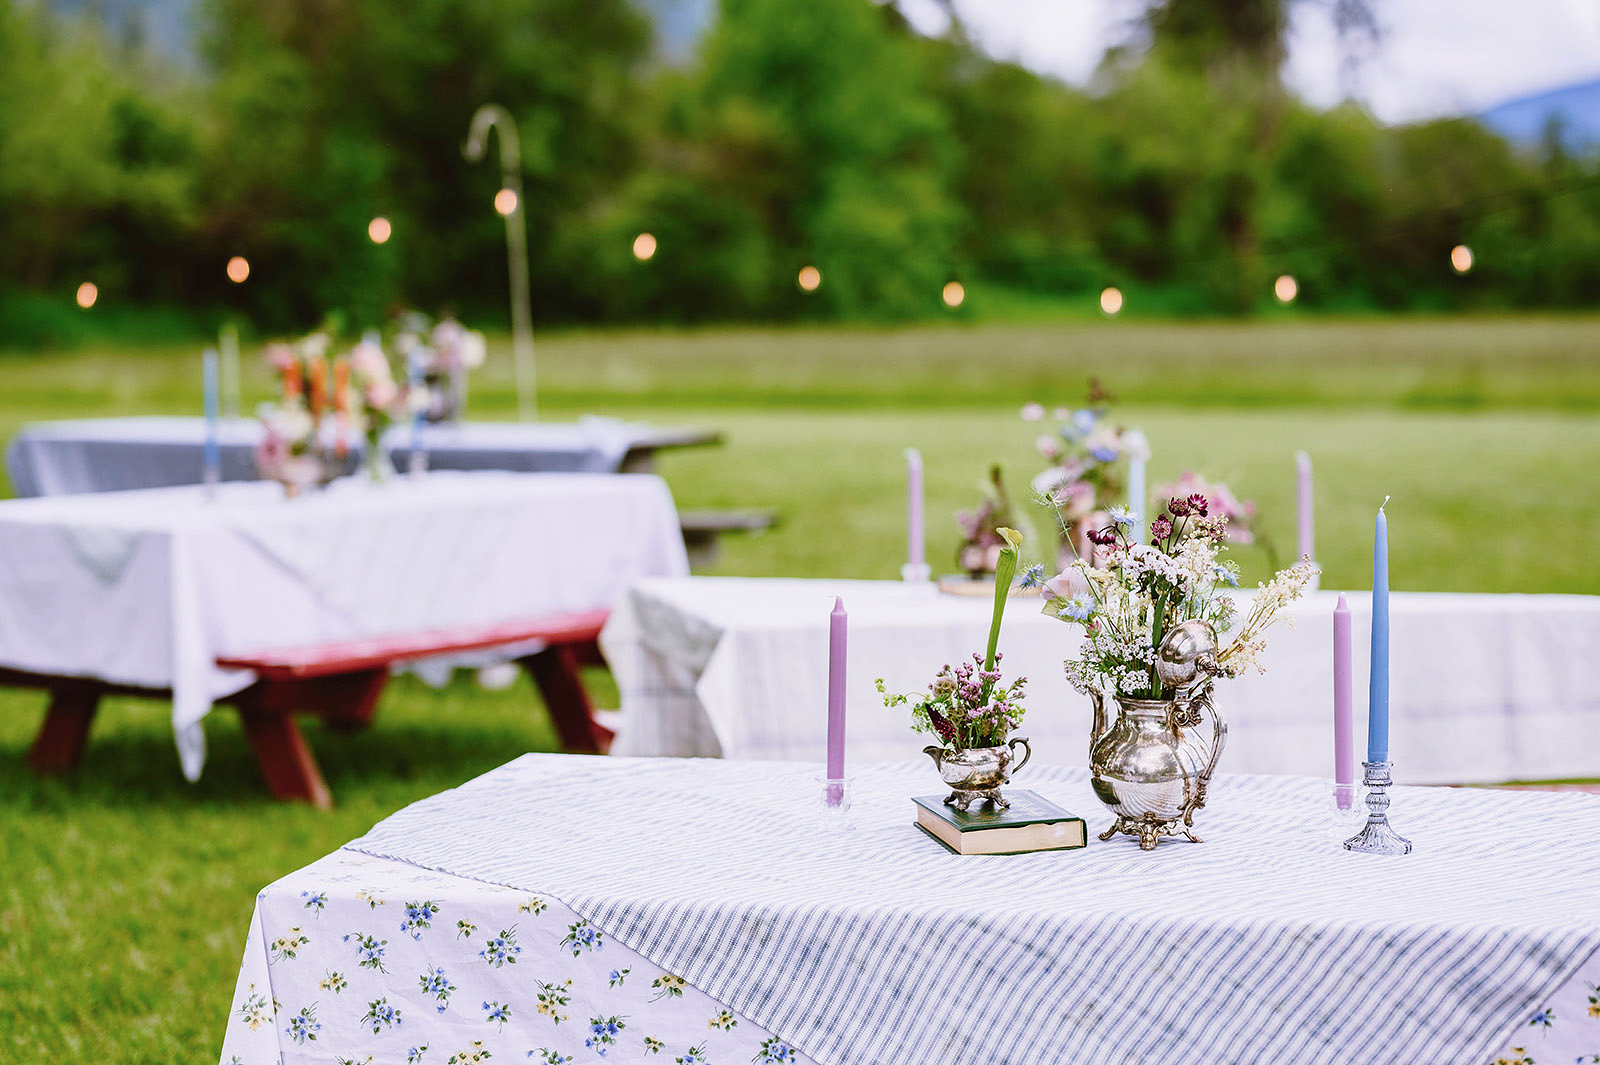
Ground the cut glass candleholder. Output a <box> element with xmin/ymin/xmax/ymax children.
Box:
<box><xmin>1344</xmin><ymin>760</ymin><xmax>1413</xmax><ymax>855</ymax></box>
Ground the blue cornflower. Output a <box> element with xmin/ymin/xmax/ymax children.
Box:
<box><xmin>1214</xmin><ymin>564</ymin><xmax>1240</xmax><ymax>588</ymax></box>
<box><xmin>1089</xmin><ymin>446</ymin><xmax>1118</xmax><ymax>463</ymax></box>
<box><xmin>1017</xmin><ymin>563</ymin><xmax>1046</xmax><ymax>589</ymax></box>
<box><xmin>1063</xmin><ymin>595</ymin><xmax>1095</xmax><ymax>622</ymax></box>
<box><xmin>1108</xmin><ymin>505</ymin><xmax>1135</xmax><ymax>529</ymax></box>
<box><xmin>1072</xmin><ymin>408</ymin><xmax>1098</xmax><ymax>435</ymax></box>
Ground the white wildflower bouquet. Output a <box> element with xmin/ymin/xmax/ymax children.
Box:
<box><xmin>1043</xmin><ymin>490</ymin><xmax>1318</xmax><ymax>699</ymax></box>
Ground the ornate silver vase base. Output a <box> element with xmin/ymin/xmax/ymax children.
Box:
<box><xmin>1098</xmin><ymin>811</ymin><xmax>1202</xmax><ymax>850</ymax></box>
<box><xmin>1344</xmin><ymin>760</ymin><xmax>1413</xmax><ymax>854</ymax></box>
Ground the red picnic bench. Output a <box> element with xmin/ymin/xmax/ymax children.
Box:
<box><xmin>10</xmin><ymin>608</ymin><xmax>613</xmax><ymax>808</ymax></box>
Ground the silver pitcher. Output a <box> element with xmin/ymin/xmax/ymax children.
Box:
<box><xmin>923</xmin><ymin>737</ymin><xmax>1032</xmax><ymax>811</ymax></box>
<box><xmin>1087</xmin><ymin>620</ymin><xmax>1229</xmax><ymax>850</ymax></box>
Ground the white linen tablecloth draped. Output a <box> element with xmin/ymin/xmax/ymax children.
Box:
<box><xmin>601</xmin><ymin>578</ymin><xmax>1600</xmax><ymax>783</ymax></box>
<box><xmin>342</xmin><ymin>754</ymin><xmax>1600</xmax><ymax>1065</ymax></box>
<box><xmin>0</xmin><ymin>472</ymin><xmax>688</xmax><ymax>779</ymax></box>
<box><xmin>4</xmin><ymin>416</ymin><xmax>649</xmax><ymax>497</ymax></box>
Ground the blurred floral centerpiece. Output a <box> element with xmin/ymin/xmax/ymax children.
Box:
<box><xmin>1025</xmin><ymin>380</ymin><xmax>1149</xmax><ymax>570</ymax></box>
<box><xmin>881</xmin><ymin>529</ymin><xmax>1033</xmax><ymax>810</ymax></box>
<box><xmin>1043</xmin><ymin>496</ymin><xmax>1316</xmax><ymax>849</ymax></box>
<box><xmin>954</xmin><ymin>465</ymin><xmax>1022</xmax><ymax>576</ymax></box>
<box><xmin>257</xmin><ymin>331</ymin><xmax>350</xmax><ymax>495</ymax></box>
<box><xmin>390</xmin><ymin>311</ymin><xmax>487</xmax><ymax>425</ymax></box>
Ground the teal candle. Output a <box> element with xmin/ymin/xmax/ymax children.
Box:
<box><xmin>1367</xmin><ymin>498</ymin><xmax>1390</xmax><ymax>763</ymax></box>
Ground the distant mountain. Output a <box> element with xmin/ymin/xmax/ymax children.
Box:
<box><xmin>1480</xmin><ymin>78</ymin><xmax>1600</xmax><ymax>154</ymax></box>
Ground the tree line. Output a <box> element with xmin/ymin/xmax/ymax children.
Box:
<box><xmin>2</xmin><ymin>0</ymin><xmax>1597</xmax><ymax>344</ymax></box>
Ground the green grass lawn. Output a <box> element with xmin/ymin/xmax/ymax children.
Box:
<box><xmin>2</xmin><ymin>316</ymin><xmax>1598</xmax><ymax>1062</ymax></box>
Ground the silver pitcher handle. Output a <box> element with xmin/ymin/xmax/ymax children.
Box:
<box><xmin>1088</xmin><ymin>692</ymin><xmax>1107</xmax><ymax>750</ymax></box>
<box><xmin>1008</xmin><ymin>735</ymin><xmax>1032</xmax><ymax>776</ymax></box>
<box><xmin>1192</xmin><ymin>684</ymin><xmax>1227</xmax><ymax>786</ymax></box>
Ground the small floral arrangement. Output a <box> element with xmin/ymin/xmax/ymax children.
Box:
<box><xmin>257</xmin><ymin>330</ymin><xmax>349</xmax><ymax>492</ymax></box>
<box><xmin>1024</xmin><ymin>380</ymin><xmax>1148</xmax><ymax>525</ymax></box>
<box><xmin>390</xmin><ymin>310</ymin><xmax>487</xmax><ymax>424</ymax></box>
<box><xmin>1045</xmin><ymin>494</ymin><xmax>1317</xmax><ymax>699</ymax></box>
<box><xmin>1153</xmin><ymin>470</ymin><xmax>1257</xmax><ymax>545</ymax></box>
<box><xmin>880</xmin><ymin>528</ymin><xmax>1028</xmax><ymax>749</ymax></box>
<box><xmin>954</xmin><ymin>465</ymin><xmax>1022</xmax><ymax>575</ymax></box>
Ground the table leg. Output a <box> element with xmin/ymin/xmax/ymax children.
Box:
<box><xmin>235</xmin><ymin>701</ymin><xmax>334</xmax><ymax>809</ymax></box>
<box><xmin>26</xmin><ymin>685</ymin><xmax>102</xmax><ymax>774</ymax></box>
<box><xmin>522</xmin><ymin>644</ymin><xmax>613</xmax><ymax>754</ymax></box>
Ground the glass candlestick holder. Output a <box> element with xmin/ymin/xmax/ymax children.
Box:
<box><xmin>816</xmin><ymin>775</ymin><xmax>855</xmax><ymax>831</ymax></box>
<box><xmin>1326</xmin><ymin>780</ymin><xmax>1366</xmax><ymax>843</ymax></box>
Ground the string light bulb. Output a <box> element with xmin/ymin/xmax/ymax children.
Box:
<box><xmin>1274</xmin><ymin>274</ymin><xmax>1299</xmax><ymax>303</ymax></box>
<box><xmin>632</xmin><ymin>233</ymin><xmax>657</xmax><ymax>261</ymax></box>
<box><xmin>226</xmin><ymin>256</ymin><xmax>250</xmax><ymax>284</ymax></box>
<box><xmin>797</xmin><ymin>265</ymin><xmax>821</xmax><ymax>292</ymax></box>
<box><xmin>1450</xmin><ymin>245</ymin><xmax>1474</xmax><ymax>273</ymax></box>
<box><xmin>1100</xmin><ymin>287</ymin><xmax>1123</xmax><ymax>315</ymax></box>
<box><xmin>76</xmin><ymin>282</ymin><xmax>98</xmax><ymax>309</ymax></box>
<box><xmin>494</xmin><ymin>188</ymin><xmax>518</xmax><ymax>216</ymax></box>
<box><xmin>368</xmin><ymin>217</ymin><xmax>392</xmax><ymax>244</ymax></box>
<box><xmin>941</xmin><ymin>281</ymin><xmax>965</xmax><ymax>308</ymax></box>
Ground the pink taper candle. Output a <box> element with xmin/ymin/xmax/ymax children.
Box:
<box><xmin>826</xmin><ymin>597</ymin><xmax>848</xmax><ymax>791</ymax></box>
<box><xmin>1296</xmin><ymin>450</ymin><xmax>1314</xmax><ymax>562</ymax></box>
<box><xmin>905</xmin><ymin>448</ymin><xmax>924</xmax><ymax>568</ymax></box>
<box><xmin>1333</xmin><ymin>593</ymin><xmax>1354</xmax><ymax>808</ymax></box>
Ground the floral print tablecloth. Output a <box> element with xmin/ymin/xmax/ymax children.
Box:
<box><xmin>220</xmin><ymin>850</ymin><xmax>808</xmax><ymax>1065</ymax></box>
<box><xmin>1489</xmin><ymin>947</ymin><xmax>1600</xmax><ymax>1065</ymax></box>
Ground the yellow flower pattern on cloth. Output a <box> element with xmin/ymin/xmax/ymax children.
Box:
<box><xmin>218</xmin><ymin>851</ymin><xmax>813</xmax><ymax>1065</ymax></box>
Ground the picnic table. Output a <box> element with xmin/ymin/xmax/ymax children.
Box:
<box><xmin>3</xmin><ymin>415</ymin><xmax>723</xmax><ymax>496</ymax></box>
<box><xmin>218</xmin><ymin>753</ymin><xmax>1600</xmax><ymax>1065</ymax></box>
<box><xmin>0</xmin><ymin>471</ymin><xmax>688</xmax><ymax>802</ymax></box>
<box><xmin>601</xmin><ymin>577</ymin><xmax>1600</xmax><ymax>783</ymax></box>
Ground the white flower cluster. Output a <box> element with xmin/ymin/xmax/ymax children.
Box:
<box><xmin>1116</xmin><ymin>544</ymin><xmax>1188</xmax><ymax>587</ymax></box>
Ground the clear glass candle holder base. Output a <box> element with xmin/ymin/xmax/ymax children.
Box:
<box><xmin>816</xmin><ymin>775</ymin><xmax>855</xmax><ymax>832</ymax></box>
<box><xmin>1326</xmin><ymin>781</ymin><xmax>1367</xmax><ymax>842</ymax></box>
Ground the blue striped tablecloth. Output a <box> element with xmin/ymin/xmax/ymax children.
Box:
<box><xmin>343</xmin><ymin>755</ymin><xmax>1600</xmax><ymax>1065</ymax></box>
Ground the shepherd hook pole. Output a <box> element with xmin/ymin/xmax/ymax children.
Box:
<box><xmin>464</xmin><ymin>104</ymin><xmax>537</xmax><ymax>421</ymax></box>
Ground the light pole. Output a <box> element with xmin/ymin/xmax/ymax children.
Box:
<box><xmin>464</xmin><ymin>103</ymin><xmax>537</xmax><ymax>421</ymax></box>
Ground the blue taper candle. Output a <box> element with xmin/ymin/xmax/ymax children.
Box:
<box><xmin>1367</xmin><ymin>497</ymin><xmax>1390</xmax><ymax>762</ymax></box>
<box><xmin>202</xmin><ymin>347</ymin><xmax>220</xmax><ymax>487</ymax></box>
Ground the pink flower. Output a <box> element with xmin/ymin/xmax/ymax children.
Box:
<box><xmin>263</xmin><ymin>344</ymin><xmax>295</xmax><ymax>371</ymax></box>
<box><xmin>1020</xmin><ymin>402</ymin><xmax>1046</xmax><ymax>422</ymax></box>
<box><xmin>1035</xmin><ymin>434</ymin><xmax>1061</xmax><ymax>459</ymax></box>
<box><xmin>365</xmin><ymin>379</ymin><xmax>399</xmax><ymax>411</ymax></box>
<box><xmin>351</xmin><ymin>341</ymin><xmax>390</xmax><ymax>382</ymax></box>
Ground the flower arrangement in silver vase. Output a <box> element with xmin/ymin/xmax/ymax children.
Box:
<box><xmin>879</xmin><ymin>528</ymin><xmax>1033</xmax><ymax>810</ymax></box>
<box><xmin>1042</xmin><ymin>493</ymin><xmax>1318</xmax><ymax>848</ymax></box>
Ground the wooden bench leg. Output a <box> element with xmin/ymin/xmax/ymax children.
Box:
<box><xmin>522</xmin><ymin>645</ymin><xmax>613</xmax><ymax>754</ymax></box>
<box><xmin>236</xmin><ymin>702</ymin><xmax>333</xmax><ymax>809</ymax></box>
<box><xmin>27</xmin><ymin>686</ymin><xmax>102</xmax><ymax>774</ymax></box>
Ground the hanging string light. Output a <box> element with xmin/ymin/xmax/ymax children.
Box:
<box><xmin>797</xmin><ymin>265</ymin><xmax>821</xmax><ymax>292</ymax></box>
<box><xmin>1274</xmin><ymin>275</ymin><xmax>1299</xmax><ymax>303</ymax></box>
<box><xmin>1450</xmin><ymin>245</ymin><xmax>1474</xmax><ymax>273</ymax></box>
<box><xmin>632</xmin><ymin>233</ymin><xmax>657</xmax><ymax>261</ymax></box>
<box><xmin>76</xmin><ymin>282</ymin><xmax>98</xmax><ymax>309</ymax></box>
<box><xmin>941</xmin><ymin>281</ymin><xmax>965</xmax><ymax>308</ymax></box>
<box><xmin>1100</xmin><ymin>287</ymin><xmax>1123</xmax><ymax>315</ymax></box>
<box><xmin>226</xmin><ymin>256</ymin><xmax>250</xmax><ymax>283</ymax></box>
<box><xmin>368</xmin><ymin>217</ymin><xmax>392</xmax><ymax>244</ymax></box>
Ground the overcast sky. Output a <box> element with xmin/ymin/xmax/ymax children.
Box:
<box><xmin>892</xmin><ymin>0</ymin><xmax>1600</xmax><ymax>123</ymax></box>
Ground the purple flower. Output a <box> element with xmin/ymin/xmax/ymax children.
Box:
<box><xmin>1151</xmin><ymin>515</ymin><xmax>1172</xmax><ymax>540</ymax></box>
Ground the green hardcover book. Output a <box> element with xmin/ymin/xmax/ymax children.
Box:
<box><xmin>912</xmin><ymin>790</ymin><xmax>1087</xmax><ymax>855</ymax></box>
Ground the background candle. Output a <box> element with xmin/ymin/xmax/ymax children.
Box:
<box><xmin>1126</xmin><ymin>441</ymin><xmax>1147</xmax><ymax>544</ymax></box>
<box><xmin>1334</xmin><ymin>593</ymin><xmax>1354</xmax><ymax>807</ymax></box>
<box><xmin>202</xmin><ymin>348</ymin><xmax>220</xmax><ymax>488</ymax></box>
<box><xmin>1296</xmin><ymin>451</ymin><xmax>1314</xmax><ymax>562</ymax></box>
<box><xmin>826</xmin><ymin>596</ymin><xmax>847</xmax><ymax>790</ymax></box>
<box><xmin>904</xmin><ymin>448</ymin><xmax>924</xmax><ymax>569</ymax></box>
<box><xmin>1368</xmin><ymin>499</ymin><xmax>1390</xmax><ymax>763</ymax></box>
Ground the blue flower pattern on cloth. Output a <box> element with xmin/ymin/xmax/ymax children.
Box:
<box><xmin>1488</xmin><ymin>955</ymin><xmax>1600</xmax><ymax>1065</ymax></box>
<box><xmin>219</xmin><ymin>850</ymin><xmax>815</xmax><ymax>1065</ymax></box>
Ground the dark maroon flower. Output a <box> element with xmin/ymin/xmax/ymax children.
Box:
<box><xmin>1086</xmin><ymin>526</ymin><xmax>1115</xmax><ymax>546</ymax></box>
<box><xmin>1151</xmin><ymin>515</ymin><xmax>1173</xmax><ymax>540</ymax></box>
<box><xmin>928</xmin><ymin>708</ymin><xmax>957</xmax><ymax>744</ymax></box>
<box><xmin>1187</xmin><ymin>493</ymin><xmax>1209</xmax><ymax>517</ymax></box>
<box><xmin>1167</xmin><ymin>497</ymin><xmax>1191</xmax><ymax>517</ymax></box>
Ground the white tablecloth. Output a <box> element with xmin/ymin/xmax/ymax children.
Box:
<box><xmin>0</xmin><ymin>472</ymin><xmax>688</xmax><ymax>778</ymax></box>
<box><xmin>4</xmin><ymin>416</ymin><xmax>664</xmax><ymax>496</ymax></box>
<box><xmin>601</xmin><ymin>578</ymin><xmax>1600</xmax><ymax>783</ymax></box>
<box><xmin>221</xmin><ymin>754</ymin><xmax>1600</xmax><ymax>1065</ymax></box>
